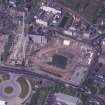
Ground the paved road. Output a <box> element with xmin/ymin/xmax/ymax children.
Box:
<box><xmin>0</xmin><ymin>65</ymin><xmax>105</xmax><ymax>104</ymax></box>
<box><xmin>91</xmin><ymin>33</ymin><xmax>105</xmax><ymax>41</ymax></box>
<box><xmin>49</xmin><ymin>27</ymin><xmax>91</xmax><ymax>45</ymax></box>
<box><xmin>0</xmin><ymin>65</ymin><xmax>78</xmax><ymax>87</ymax></box>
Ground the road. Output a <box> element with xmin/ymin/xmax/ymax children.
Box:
<box><xmin>49</xmin><ymin>27</ymin><xmax>91</xmax><ymax>45</ymax></box>
<box><xmin>0</xmin><ymin>65</ymin><xmax>105</xmax><ymax>104</ymax></box>
<box><xmin>0</xmin><ymin>65</ymin><xmax>78</xmax><ymax>87</ymax></box>
<box><xmin>78</xmin><ymin>87</ymin><xmax>105</xmax><ymax>105</ymax></box>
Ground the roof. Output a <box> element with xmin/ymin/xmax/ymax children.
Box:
<box><xmin>0</xmin><ymin>100</ymin><xmax>6</xmax><ymax>105</ymax></box>
<box><xmin>40</xmin><ymin>6</ymin><xmax>61</xmax><ymax>14</ymax></box>
<box><xmin>55</xmin><ymin>93</ymin><xmax>80</xmax><ymax>105</ymax></box>
<box><xmin>36</xmin><ymin>19</ymin><xmax>48</xmax><ymax>27</ymax></box>
<box><xmin>29</xmin><ymin>35</ymin><xmax>47</xmax><ymax>44</ymax></box>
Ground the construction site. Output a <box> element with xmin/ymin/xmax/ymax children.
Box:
<box><xmin>0</xmin><ymin>1</ymin><xmax>95</xmax><ymax>86</ymax></box>
<box><xmin>27</xmin><ymin>35</ymin><xmax>94</xmax><ymax>85</ymax></box>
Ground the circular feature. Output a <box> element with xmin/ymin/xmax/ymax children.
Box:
<box><xmin>4</xmin><ymin>86</ymin><xmax>14</xmax><ymax>94</ymax></box>
<box><xmin>0</xmin><ymin>81</ymin><xmax>22</xmax><ymax>101</ymax></box>
<box><xmin>0</xmin><ymin>74</ymin><xmax>32</xmax><ymax>104</ymax></box>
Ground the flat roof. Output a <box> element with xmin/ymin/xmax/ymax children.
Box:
<box><xmin>55</xmin><ymin>93</ymin><xmax>80</xmax><ymax>105</ymax></box>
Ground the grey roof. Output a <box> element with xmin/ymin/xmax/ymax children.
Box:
<box><xmin>54</xmin><ymin>93</ymin><xmax>80</xmax><ymax>105</ymax></box>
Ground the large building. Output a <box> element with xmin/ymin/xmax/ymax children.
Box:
<box><xmin>34</xmin><ymin>1</ymin><xmax>62</xmax><ymax>27</ymax></box>
<box><xmin>0</xmin><ymin>100</ymin><xmax>6</xmax><ymax>105</ymax></box>
<box><xmin>47</xmin><ymin>93</ymin><xmax>81</xmax><ymax>105</ymax></box>
<box><xmin>55</xmin><ymin>93</ymin><xmax>81</xmax><ymax>105</ymax></box>
<box><xmin>29</xmin><ymin>33</ymin><xmax>48</xmax><ymax>44</ymax></box>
